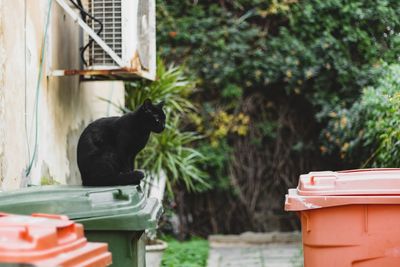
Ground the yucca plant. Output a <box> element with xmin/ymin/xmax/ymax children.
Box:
<box><xmin>126</xmin><ymin>59</ymin><xmax>195</xmax><ymax>115</ymax></box>
<box><xmin>139</xmin><ymin>114</ymin><xmax>208</xmax><ymax>192</ymax></box>
<box><xmin>125</xmin><ymin>60</ymin><xmax>209</xmax><ymax>193</ymax></box>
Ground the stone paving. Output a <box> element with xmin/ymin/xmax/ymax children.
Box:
<box><xmin>207</xmin><ymin>232</ymin><xmax>303</xmax><ymax>267</ymax></box>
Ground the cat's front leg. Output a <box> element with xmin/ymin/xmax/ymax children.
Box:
<box><xmin>117</xmin><ymin>170</ymin><xmax>144</xmax><ymax>185</ymax></box>
<box><xmin>131</xmin><ymin>169</ymin><xmax>144</xmax><ymax>180</ymax></box>
<box><xmin>121</xmin><ymin>157</ymin><xmax>134</xmax><ymax>173</ymax></box>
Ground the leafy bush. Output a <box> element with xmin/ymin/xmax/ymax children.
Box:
<box><xmin>155</xmin><ymin>0</ymin><xmax>400</xmax><ymax>233</ymax></box>
<box><xmin>158</xmin><ymin>0</ymin><xmax>400</xmax><ymax>178</ymax></box>
<box><xmin>161</xmin><ymin>238</ymin><xmax>209</xmax><ymax>267</ymax></box>
<box><xmin>158</xmin><ymin>0</ymin><xmax>400</xmax><ymax>113</ymax></box>
<box><xmin>322</xmin><ymin>64</ymin><xmax>400</xmax><ymax>167</ymax></box>
<box><xmin>196</xmin><ymin>139</ymin><xmax>232</xmax><ymax>190</ymax></box>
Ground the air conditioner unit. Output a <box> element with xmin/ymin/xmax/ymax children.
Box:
<box><xmin>53</xmin><ymin>0</ymin><xmax>156</xmax><ymax>80</ymax></box>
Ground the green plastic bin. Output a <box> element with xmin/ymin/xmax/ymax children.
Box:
<box><xmin>0</xmin><ymin>185</ymin><xmax>162</xmax><ymax>267</ymax></box>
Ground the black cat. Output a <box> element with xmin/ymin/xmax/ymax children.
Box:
<box><xmin>77</xmin><ymin>99</ymin><xmax>166</xmax><ymax>186</ymax></box>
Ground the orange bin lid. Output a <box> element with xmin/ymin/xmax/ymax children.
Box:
<box><xmin>0</xmin><ymin>213</ymin><xmax>111</xmax><ymax>267</ymax></box>
<box><xmin>298</xmin><ymin>168</ymin><xmax>400</xmax><ymax>196</ymax></box>
<box><xmin>285</xmin><ymin>168</ymin><xmax>400</xmax><ymax>211</ymax></box>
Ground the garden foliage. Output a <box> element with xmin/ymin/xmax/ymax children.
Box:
<box><xmin>142</xmin><ymin>0</ymin><xmax>400</xmax><ymax>234</ymax></box>
<box><xmin>322</xmin><ymin>64</ymin><xmax>400</xmax><ymax>168</ymax></box>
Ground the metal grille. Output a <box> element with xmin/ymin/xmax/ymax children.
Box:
<box><xmin>88</xmin><ymin>0</ymin><xmax>122</xmax><ymax>66</ymax></box>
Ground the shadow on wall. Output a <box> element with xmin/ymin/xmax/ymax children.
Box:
<box><xmin>66</xmin><ymin>121</ymin><xmax>85</xmax><ymax>185</ymax></box>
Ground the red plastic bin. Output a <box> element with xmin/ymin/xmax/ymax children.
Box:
<box><xmin>0</xmin><ymin>213</ymin><xmax>112</xmax><ymax>267</ymax></box>
<box><xmin>285</xmin><ymin>168</ymin><xmax>400</xmax><ymax>267</ymax></box>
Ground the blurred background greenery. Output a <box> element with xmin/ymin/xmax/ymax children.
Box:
<box><xmin>126</xmin><ymin>0</ymin><xmax>400</xmax><ymax>237</ymax></box>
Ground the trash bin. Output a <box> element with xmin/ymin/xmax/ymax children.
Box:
<box><xmin>0</xmin><ymin>212</ymin><xmax>112</xmax><ymax>267</ymax></box>
<box><xmin>0</xmin><ymin>186</ymin><xmax>162</xmax><ymax>267</ymax></box>
<box><xmin>285</xmin><ymin>168</ymin><xmax>400</xmax><ymax>267</ymax></box>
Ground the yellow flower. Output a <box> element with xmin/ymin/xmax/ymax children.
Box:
<box><xmin>237</xmin><ymin>125</ymin><xmax>248</xmax><ymax>136</ymax></box>
<box><xmin>286</xmin><ymin>70</ymin><xmax>293</xmax><ymax>78</ymax></box>
<box><xmin>341</xmin><ymin>142</ymin><xmax>350</xmax><ymax>152</ymax></box>
<box><xmin>215</xmin><ymin>125</ymin><xmax>228</xmax><ymax>137</ymax></box>
<box><xmin>340</xmin><ymin>116</ymin><xmax>348</xmax><ymax>128</ymax></box>
<box><xmin>268</xmin><ymin>6</ymin><xmax>278</xmax><ymax>14</ymax></box>
<box><xmin>305</xmin><ymin>69</ymin><xmax>313</xmax><ymax>79</ymax></box>
<box><xmin>328</xmin><ymin>112</ymin><xmax>337</xmax><ymax>118</ymax></box>
<box><xmin>334</xmin><ymin>121</ymin><xmax>339</xmax><ymax>130</ymax></box>
<box><xmin>242</xmin><ymin>116</ymin><xmax>250</xmax><ymax>124</ymax></box>
<box><xmin>211</xmin><ymin>140</ymin><xmax>219</xmax><ymax>148</ymax></box>
<box><xmin>259</xmin><ymin>10</ymin><xmax>269</xmax><ymax>18</ymax></box>
<box><xmin>324</xmin><ymin>132</ymin><xmax>334</xmax><ymax>142</ymax></box>
<box><xmin>190</xmin><ymin>114</ymin><xmax>203</xmax><ymax>126</ymax></box>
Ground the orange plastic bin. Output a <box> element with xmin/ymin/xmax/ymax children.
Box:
<box><xmin>285</xmin><ymin>168</ymin><xmax>400</xmax><ymax>267</ymax></box>
<box><xmin>0</xmin><ymin>213</ymin><xmax>112</xmax><ymax>267</ymax></box>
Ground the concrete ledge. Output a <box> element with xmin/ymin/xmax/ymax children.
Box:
<box><xmin>208</xmin><ymin>231</ymin><xmax>301</xmax><ymax>247</ymax></box>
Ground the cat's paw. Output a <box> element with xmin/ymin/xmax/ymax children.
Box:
<box><xmin>117</xmin><ymin>170</ymin><xmax>144</xmax><ymax>185</ymax></box>
<box><xmin>131</xmin><ymin>170</ymin><xmax>145</xmax><ymax>180</ymax></box>
<box><xmin>121</xmin><ymin>170</ymin><xmax>144</xmax><ymax>185</ymax></box>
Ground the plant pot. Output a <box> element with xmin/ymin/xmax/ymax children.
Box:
<box><xmin>146</xmin><ymin>239</ymin><xmax>168</xmax><ymax>267</ymax></box>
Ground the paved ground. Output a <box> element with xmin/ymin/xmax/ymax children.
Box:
<box><xmin>207</xmin><ymin>232</ymin><xmax>303</xmax><ymax>267</ymax></box>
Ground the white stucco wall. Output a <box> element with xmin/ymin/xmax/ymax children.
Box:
<box><xmin>0</xmin><ymin>0</ymin><xmax>124</xmax><ymax>189</ymax></box>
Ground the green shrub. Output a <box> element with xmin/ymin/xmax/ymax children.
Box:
<box><xmin>322</xmin><ymin>64</ymin><xmax>400</xmax><ymax>167</ymax></box>
<box><xmin>161</xmin><ymin>238</ymin><xmax>209</xmax><ymax>267</ymax></box>
<box><xmin>197</xmin><ymin>140</ymin><xmax>232</xmax><ymax>191</ymax></box>
<box><xmin>158</xmin><ymin>0</ymin><xmax>400</xmax><ymax>114</ymax></box>
<box><xmin>157</xmin><ymin>0</ymin><xmax>400</xmax><ymax>182</ymax></box>
<box><xmin>155</xmin><ymin>0</ymin><xmax>400</xmax><ymax>233</ymax></box>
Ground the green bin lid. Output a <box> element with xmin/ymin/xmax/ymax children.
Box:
<box><xmin>0</xmin><ymin>185</ymin><xmax>162</xmax><ymax>231</ymax></box>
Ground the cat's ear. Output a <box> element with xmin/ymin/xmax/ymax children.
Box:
<box><xmin>143</xmin><ymin>99</ymin><xmax>152</xmax><ymax>110</ymax></box>
<box><xmin>156</xmin><ymin>101</ymin><xmax>165</xmax><ymax>109</ymax></box>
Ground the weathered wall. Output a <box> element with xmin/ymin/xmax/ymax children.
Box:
<box><xmin>0</xmin><ymin>0</ymin><xmax>124</xmax><ymax>189</ymax></box>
